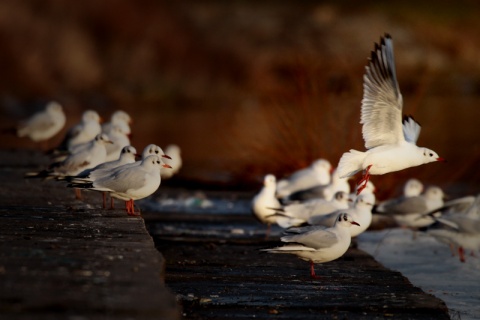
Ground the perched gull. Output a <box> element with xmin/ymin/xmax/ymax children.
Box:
<box><xmin>287</xmin><ymin>168</ymin><xmax>350</xmax><ymax>202</ymax></box>
<box><xmin>16</xmin><ymin>101</ymin><xmax>66</xmax><ymax>143</ymax></box>
<box><xmin>308</xmin><ymin>192</ymin><xmax>375</xmax><ymax>238</ymax></box>
<box><xmin>403</xmin><ymin>178</ymin><xmax>424</xmax><ymax>197</ymax></box>
<box><xmin>25</xmin><ymin>133</ymin><xmax>112</xmax><ymax>199</ymax></box>
<box><xmin>375</xmin><ymin>186</ymin><xmax>445</xmax><ymax>228</ymax></box>
<box><xmin>267</xmin><ymin>191</ymin><xmax>350</xmax><ymax>228</ymax></box>
<box><xmin>160</xmin><ymin>144</ymin><xmax>182</xmax><ymax>179</ymax></box>
<box><xmin>374</xmin><ymin>178</ymin><xmax>424</xmax><ymax>212</ymax></box>
<box><xmin>55</xmin><ymin>110</ymin><xmax>102</xmax><ymax>153</ymax></box>
<box><xmin>68</xmin><ymin>155</ymin><xmax>171</xmax><ymax>216</ymax></box>
<box><xmin>102</xmin><ymin>110</ymin><xmax>132</xmax><ymax>136</ymax></box>
<box><xmin>67</xmin><ymin>145</ymin><xmax>138</xmax><ymax>208</ymax></box>
<box><xmin>252</xmin><ymin>174</ymin><xmax>282</xmax><ymax>233</ymax></box>
<box><xmin>25</xmin><ymin>133</ymin><xmax>112</xmax><ymax>179</ymax></box>
<box><xmin>426</xmin><ymin>194</ymin><xmax>480</xmax><ymax>262</ymax></box>
<box><xmin>337</xmin><ymin>34</ymin><xmax>444</xmax><ymax>195</ymax></box>
<box><xmin>104</xmin><ymin>124</ymin><xmax>131</xmax><ymax>161</ymax></box>
<box><xmin>276</xmin><ymin>159</ymin><xmax>332</xmax><ymax>199</ymax></box>
<box><xmin>262</xmin><ymin>213</ymin><xmax>359</xmax><ymax>279</ymax></box>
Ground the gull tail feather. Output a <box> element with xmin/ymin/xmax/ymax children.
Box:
<box><xmin>337</xmin><ymin>149</ymin><xmax>365</xmax><ymax>178</ymax></box>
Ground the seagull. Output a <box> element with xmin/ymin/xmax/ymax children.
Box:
<box><xmin>25</xmin><ymin>133</ymin><xmax>112</xmax><ymax>179</ymax></box>
<box><xmin>287</xmin><ymin>168</ymin><xmax>351</xmax><ymax>202</ymax></box>
<box><xmin>25</xmin><ymin>133</ymin><xmax>113</xmax><ymax>199</ymax></box>
<box><xmin>374</xmin><ymin>178</ymin><xmax>423</xmax><ymax>212</ymax></box>
<box><xmin>252</xmin><ymin>174</ymin><xmax>282</xmax><ymax>234</ymax></box>
<box><xmin>102</xmin><ymin>110</ymin><xmax>132</xmax><ymax>136</ymax></box>
<box><xmin>49</xmin><ymin>110</ymin><xmax>102</xmax><ymax>161</ymax></box>
<box><xmin>308</xmin><ymin>192</ymin><xmax>375</xmax><ymax>238</ymax></box>
<box><xmin>336</xmin><ymin>34</ymin><xmax>444</xmax><ymax>195</ymax></box>
<box><xmin>15</xmin><ymin>101</ymin><xmax>66</xmax><ymax>144</ymax></box>
<box><xmin>78</xmin><ymin>143</ymin><xmax>171</xmax><ymax>183</ymax></box>
<box><xmin>104</xmin><ymin>124</ymin><xmax>131</xmax><ymax>161</ymax></box>
<box><xmin>160</xmin><ymin>144</ymin><xmax>182</xmax><ymax>179</ymax></box>
<box><xmin>375</xmin><ymin>186</ymin><xmax>445</xmax><ymax>228</ymax></box>
<box><xmin>68</xmin><ymin>155</ymin><xmax>171</xmax><ymax>216</ymax></box>
<box><xmin>267</xmin><ymin>191</ymin><xmax>350</xmax><ymax>228</ymax></box>
<box><xmin>426</xmin><ymin>194</ymin><xmax>480</xmax><ymax>262</ymax></box>
<box><xmin>403</xmin><ymin>178</ymin><xmax>424</xmax><ymax>197</ymax></box>
<box><xmin>276</xmin><ymin>159</ymin><xmax>332</xmax><ymax>199</ymax></box>
<box><xmin>67</xmin><ymin>145</ymin><xmax>138</xmax><ymax>208</ymax></box>
<box><xmin>262</xmin><ymin>213</ymin><xmax>359</xmax><ymax>279</ymax></box>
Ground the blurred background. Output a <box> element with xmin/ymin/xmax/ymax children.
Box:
<box><xmin>0</xmin><ymin>0</ymin><xmax>479</xmax><ymax>198</ymax></box>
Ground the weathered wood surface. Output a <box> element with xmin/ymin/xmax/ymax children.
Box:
<box><xmin>144</xmin><ymin>191</ymin><xmax>451</xmax><ymax>320</ymax></box>
<box><xmin>0</xmin><ymin>149</ymin><xmax>180</xmax><ymax>320</ymax></box>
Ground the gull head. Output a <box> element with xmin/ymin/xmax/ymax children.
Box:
<box><xmin>263</xmin><ymin>174</ymin><xmax>276</xmax><ymax>187</ymax></box>
<box><xmin>421</xmin><ymin>148</ymin><xmax>445</xmax><ymax>163</ymax></box>
<box><xmin>95</xmin><ymin>133</ymin><xmax>113</xmax><ymax>144</ymax></box>
<box><xmin>335</xmin><ymin>213</ymin><xmax>360</xmax><ymax>227</ymax></box>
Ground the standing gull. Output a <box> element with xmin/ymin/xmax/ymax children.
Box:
<box><xmin>337</xmin><ymin>34</ymin><xmax>444</xmax><ymax>194</ymax></box>
<box><xmin>276</xmin><ymin>159</ymin><xmax>332</xmax><ymax>199</ymax></box>
<box><xmin>68</xmin><ymin>155</ymin><xmax>171</xmax><ymax>216</ymax></box>
<box><xmin>15</xmin><ymin>101</ymin><xmax>66</xmax><ymax>144</ymax></box>
<box><xmin>252</xmin><ymin>174</ymin><xmax>282</xmax><ymax>235</ymax></box>
<box><xmin>262</xmin><ymin>213</ymin><xmax>359</xmax><ymax>279</ymax></box>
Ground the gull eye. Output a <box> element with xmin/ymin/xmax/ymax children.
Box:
<box><xmin>429</xmin><ymin>153</ymin><xmax>433</xmax><ymax>157</ymax></box>
<box><xmin>155</xmin><ymin>150</ymin><xmax>159</xmax><ymax>154</ymax></box>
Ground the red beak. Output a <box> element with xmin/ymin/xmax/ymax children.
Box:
<box><xmin>351</xmin><ymin>221</ymin><xmax>360</xmax><ymax>226</ymax></box>
<box><xmin>436</xmin><ymin>157</ymin><xmax>446</xmax><ymax>162</ymax></box>
<box><xmin>162</xmin><ymin>154</ymin><xmax>172</xmax><ymax>160</ymax></box>
<box><xmin>162</xmin><ymin>164</ymin><xmax>172</xmax><ymax>169</ymax></box>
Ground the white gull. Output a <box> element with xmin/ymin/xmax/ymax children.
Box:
<box><xmin>262</xmin><ymin>213</ymin><xmax>359</xmax><ymax>279</ymax></box>
<box><xmin>336</xmin><ymin>34</ymin><xmax>444</xmax><ymax>194</ymax></box>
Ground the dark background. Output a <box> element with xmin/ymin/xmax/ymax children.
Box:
<box><xmin>0</xmin><ymin>0</ymin><xmax>479</xmax><ymax>198</ymax></box>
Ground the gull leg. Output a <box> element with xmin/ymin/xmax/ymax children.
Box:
<box><xmin>131</xmin><ymin>200</ymin><xmax>141</xmax><ymax>216</ymax></box>
<box><xmin>110</xmin><ymin>196</ymin><xmax>115</xmax><ymax>210</ymax></box>
<box><xmin>310</xmin><ymin>261</ymin><xmax>321</xmax><ymax>279</ymax></box>
<box><xmin>356</xmin><ymin>165</ymin><xmax>372</xmax><ymax>195</ymax></box>
<box><xmin>458</xmin><ymin>246</ymin><xmax>466</xmax><ymax>263</ymax></box>
<box><xmin>102</xmin><ymin>192</ymin><xmax>106</xmax><ymax>209</ymax></box>
<box><xmin>74</xmin><ymin>188</ymin><xmax>82</xmax><ymax>200</ymax></box>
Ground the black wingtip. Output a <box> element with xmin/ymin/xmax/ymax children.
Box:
<box><xmin>403</xmin><ymin>114</ymin><xmax>421</xmax><ymax>126</ymax></box>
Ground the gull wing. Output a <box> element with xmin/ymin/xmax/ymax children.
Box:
<box><xmin>402</xmin><ymin>116</ymin><xmax>422</xmax><ymax>144</ymax></box>
<box><xmin>361</xmin><ymin>34</ymin><xmax>404</xmax><ymax>149</ymax></box>
<box><xmin>281</xmin><ymin>226</ymin><xmax>340</xmax><ymax>249</ymax></box>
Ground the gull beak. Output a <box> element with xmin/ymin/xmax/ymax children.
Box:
<box><xmin>436</xmin><ymin>157</ymin><xmax>446</xmax><ymax>162</ymax></box>
<box><xmin>351</xmin><ymin>221</ymin><xmax>360</xmax><ymax>226</ymax></box>
<box><xmin>162</xmin><ymin>154</ymin><xmax>172</xmax><ymax>160</ymax></box>
<box><xmin>134</xmin><ymin>153</ymin><xmax>141</xmax><ymax>160</ymax></box>
<box><xmin>162</xmin><ymin>164</ymin><xmax>172</xmax><ymax>169</ymax></box>
<box><xmin>105</xmin><ymin>139</ymin><xmax>114</xmax><ymax>144</ymax></box>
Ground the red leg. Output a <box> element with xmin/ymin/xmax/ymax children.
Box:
<box><xmin>356</xmin><ymin>165</ymin><xmax>372</xmax><ymax>195</ymax></box>
<box><xmin>102</xmin><ymin>192</ymin><xmax>106</xmax><ymax>209</ymax></box>
<box><xmin>110</xmin><ymin>196</ymin><xmax>115</xmax><ymax>210</ymax></box>
<box><xmin>74</xmin><ymin>188</ymin><xmax>82</xmax><ymax>200</ymax></box>
<box><xmin>130</xmin><ymin>200</ymin><xmax>141</xmax><ymax>216</ymax></box>
<box><xmin>125</xmin><ymin>200</ymin><xmax>131</xmax><ymax>214</ymax></box>
<box><xmin>310</xmin><ymin>261</ymin><xmax>321</xmax><ymax>279</ymax></box>
<box><xmin>458</xmin><ymin>246</ymin><xmax>466</xmax><ymax>263</ymax></box>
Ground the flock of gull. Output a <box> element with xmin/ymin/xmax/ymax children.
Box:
<box><xmin>252</xmin><ymin>34</ymin><xmax>478</xmax><ymax>277</ymax></box>
<box><xmin>15</xmin><ymin>104</ymin><xmax>182</xmax><ymax>216</ymax></box>
<box><xmin>11</xmin><ymin>34</ymin><xmax>479</xmax><ymax>279</ymax></box>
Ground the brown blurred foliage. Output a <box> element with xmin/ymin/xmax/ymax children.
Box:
<box><xmin>0</xmin><ymin>0</ymin><xmax>479</xmax><ymax>197</ymax></box>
